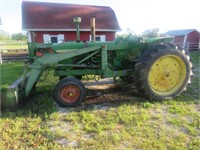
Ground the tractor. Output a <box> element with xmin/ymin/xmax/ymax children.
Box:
<box><xmin>0</xmin><ymin>17</ymin><xmax>193</xmax><ymax>111</ymax></box>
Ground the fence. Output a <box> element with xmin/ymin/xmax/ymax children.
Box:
<box><xmin>172</xmin><ymin>42</ymin><xmax>200</xmax><ymax>51</ymax></box>
<box><xmin>0</xmin><ymin>42</ymin><xmax>29</xmax><ymax>64</ymax></box>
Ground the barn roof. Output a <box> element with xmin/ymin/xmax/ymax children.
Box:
<box><xmin>165</xmin><ymin>29</ymin><xmax>199</xmax><ymax>36</ymax></box>
<box><xmin>22</xmin><ymin>1</ymin><xmax>121</xmax><ymax>31</ymax></box>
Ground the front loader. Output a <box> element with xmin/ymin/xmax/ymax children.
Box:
<box><xmin>1</xmin><ymin>29</ymin><xmax>193</xmax><ymax>112</ymax></box>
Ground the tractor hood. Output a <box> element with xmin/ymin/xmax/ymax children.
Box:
<box><xmin>143</xmin><ymin>37</ymin><xmax>173</xmax><ymax>46</ymax></box>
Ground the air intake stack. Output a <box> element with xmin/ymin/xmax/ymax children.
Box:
<box><xmin>91</xmin><ymin>16</ymin><xmax>96</xmax><ymax>42</ymax></box>
<box><xmin>73</xmin><ymin>17</ymin><xmax>81</xmax><ymax>42</ymax></box>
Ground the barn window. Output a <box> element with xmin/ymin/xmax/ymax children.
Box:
<box><xmin>89</xmin><ymin>35</ymin><xmax>106</xmax><ymax>42</ymax></box>
<box><xmin>95</xmin><ymin>37</ymin><xmax>101</xmax><ymax>41</ymax></box>
<box><xmin>43</xmin><ymin>34</ymin><xmax>65</xmax><ymax>43</ymax></box>
<box><xmin>51</xmin><ymin>36</ymin><xmax>58</xmax><ymax>43</ymax></box>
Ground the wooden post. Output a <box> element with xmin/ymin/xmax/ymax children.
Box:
<box><xmin>31</xmin><ymin>32</ymin><xmax>36</xmax><ymax>43</ymax></box>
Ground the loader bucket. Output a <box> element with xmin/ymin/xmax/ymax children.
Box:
<box><xmin>1</xmin><ymin>88</ymin><xmax>19</xmax><ymax>110</ymax></box>
<box><xmin>0</xmin><ymin>77</ymin><xmax>22</xmax><ymax>113</ymax></box>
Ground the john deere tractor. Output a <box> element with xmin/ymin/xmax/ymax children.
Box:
<box><xmin>1</xmin><ymin>26</ymin><xmax>193</xmax><ymax>110</ymax></box>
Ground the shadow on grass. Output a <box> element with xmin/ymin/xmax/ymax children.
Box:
<box><xmin>1</xmin><ymin>79</ymin><xmax>199</xmax><ymax>119</ymax></box>
<box><xmin>1</xmin><ymin>84</ymin><xmax>145</xmax><ymax>118</ymax></box>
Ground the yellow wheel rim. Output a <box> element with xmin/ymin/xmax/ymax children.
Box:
<box><xmin>148</xmin><ymin>54</ymin><xmax>187</xmax><ymax>96</ymax></box>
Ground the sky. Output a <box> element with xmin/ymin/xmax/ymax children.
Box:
<box><xmin>0</xmin><ymin>0</ymin><xmax>199</xmax><ymax>35</ymax></box>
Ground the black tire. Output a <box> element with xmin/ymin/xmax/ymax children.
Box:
<box><xmin>134</xmin><ymin>43</ymin><xmax>193</xmax><ymax>100</ymax></box>
<box><xmin>53</xmin><ymin>77</ymin><xmax>86</xmax><ymax>107</ymax></box>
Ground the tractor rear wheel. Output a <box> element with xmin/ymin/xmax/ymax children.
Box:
<box><xmin>53</xmin><ymin>77</ymin><xmax>86</xmax><ymax>107</ymax></box>
<box><xmin>135</xmin><ymin>43</ymin><xmax>192</xmax><ymax>100</ymax></box>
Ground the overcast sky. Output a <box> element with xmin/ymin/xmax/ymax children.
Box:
<box><xmin>0</xmin><ymin>0</ymin><xmax>199</xmax><ymax>34</ymax></box>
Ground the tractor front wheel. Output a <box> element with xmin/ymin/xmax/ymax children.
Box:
<box><xmin>53</xmin><ymin>77</ymin><xmax>86</xmax><ymax>107</ymax></box>
<box><xmin>135</xmin><ymin>43</ymin><xmax>192</xmax><ymax>100</ymax></box>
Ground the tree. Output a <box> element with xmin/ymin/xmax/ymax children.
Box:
<box><xmin>0</xmin><ymin>30</ymin><xmax>10</xmax><ymax>40</ymax></box>
<box><xmin>142</xmin><ymin>28</ymin><xmax>160</xmax><ymax>37</ymax></box>
<box><xmin>11</xmin><ymin>32</ymin><xmax>27</xmax><ymax>41</ymax></box>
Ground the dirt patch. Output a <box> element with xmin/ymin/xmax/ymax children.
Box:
<box><xmin>84</xmin><ymin>80</ymin><xmax>140</xmax><ymax>105</ymax></box>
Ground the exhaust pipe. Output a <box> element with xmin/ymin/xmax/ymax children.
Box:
<box><xmin>91</xmin><ymin>16</ymin><xmax>96</xmax><ymax>42</ymax></box>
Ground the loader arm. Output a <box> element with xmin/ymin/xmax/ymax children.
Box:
<box><xmin>25</xmin><ymin>45</ymin><xmax>102</xmax><ymax>96</ymax></box>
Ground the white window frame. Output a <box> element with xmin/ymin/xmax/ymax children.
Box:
<box><xmin>43</xmin><ymin>34</ymin><xmax>51</xmax><ymax>43</ymax></box>
<box><xmin>43</xmin><ymin>34</ymin><xmax>65</xmax><ymax>43</ymax></box>
<box><xmin>89</xmin><ymin>35</ymin><xmax>106</xmax><ymax>42</ymax></box>
<box><xmin>58</xmin><ymin>34</ymin><xmax>65</xmax><ymax>43</ymax></box>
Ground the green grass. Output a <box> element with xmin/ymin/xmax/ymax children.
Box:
<box><xmin>0</xmin><ymin>62</ymin><xmax>24</xmax><ymax>89</ymax></box>
<box><xmin>0</xmin><ymin>40</ymin><xmax>28</xmax><ymax>50</ymax></box>
<box><xmin>0</xmin><ymin>52</ymin><xmax>199</xmax><ymax>149</ymax></box>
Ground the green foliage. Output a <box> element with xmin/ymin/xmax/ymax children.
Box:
<box><xmin>0</xmin><ymin>52</ymin><xmax>199</xmax><ymax>149</ymax></box>
<box><xmin>0</xmin><ymin>62</ymin><xmax>24</xmax><ymax>90</ymax></box>
<box><xmin>11</xmin><ymin>32</ymin><xmax>27</xmax><ymax>41</ymax></box>
<box><xmin>116</xmin><ymin>32</ymin><xmax>129</xmax><ymax>38</ymax></box>
<box><xmin>0</xmin><ymin>116</ymin><xmax>61</xmax><ymax>149</ymax></box>
<box><xmin>142</xmin><ymin>28</ymin><xmax>160</xmax><ymax>37</ymax></box>
<box><xmin>190</xmin><ymin>51</ymin><xmax>200</xmax><ymax>62</ymax></box>
<box><xmin>0</xmin><ymin>30</ymin><xmax>10</xmax><ymax>41</ymax></box>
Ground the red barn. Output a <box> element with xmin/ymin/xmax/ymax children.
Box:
<box><xmin>22</xmin><ymin>1</ymin><xmax>121</xmax><ymax>43</ymax></box>
<box><xmin>165</xmin><ymin>29</ymin><xmax>200</xmax><ymax>51</ymax></box>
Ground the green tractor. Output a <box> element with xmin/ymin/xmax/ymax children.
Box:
<box><xmin>1</xmin><ymin>29</ymin><xmax>193</xmax><ymax>110</ymax></box>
